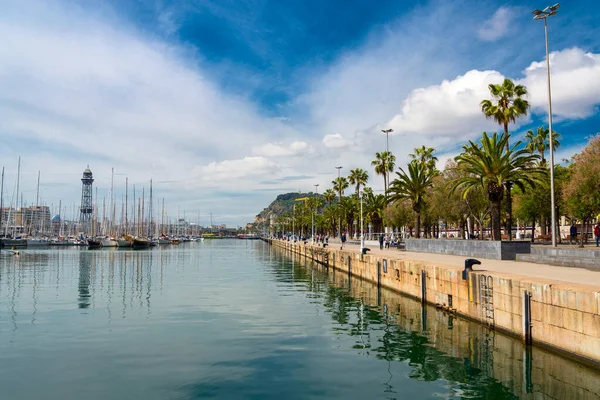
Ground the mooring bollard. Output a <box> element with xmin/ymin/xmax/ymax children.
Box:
<box><xmin>462</xmin><ymin>258</ymin><xmax>481</xmax><ymax>280</ymax></box>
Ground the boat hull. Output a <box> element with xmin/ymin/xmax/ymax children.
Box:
<box><xmin>27</xmin><ymin>239</ymin><xmax>50</xmax><ymax>246</ymax></box>
<box><xmin>132</xmin><ymin>238</ymin><xmax>151</xmax><ymax>249</ymax></box>
<box><xmin>87</xmin><ymin>239</ymin><xmax>103</xmax><ymax>249</ymax></box>
<box><xmin>117</xmin><ymin>239</ymin><xmax>132</xmax><ymax>248</ymax></box>
<box><xmin>1</xmin><ymin>239</ymin><xmax>27</xmax><ymax>248</ymax></box>
<box><xmin>102</xmin><ymin>239</ymin><xmax>118</xmax><ymax>247</ymax></box>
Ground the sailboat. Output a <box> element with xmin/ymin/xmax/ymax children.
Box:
<box><xmin>87</xmin><ymin>193</ymin><xmax>102</xmax><ymax>249</ymax></box>
<box><xmin>2</xmin><ymin>158</ymin><xmax>27</xmax><ymax>248</ymax></box>
<box><xmin>117</xmin><ymin>177</ymin><xmax>132</xmax><ymax>248</ymax></box>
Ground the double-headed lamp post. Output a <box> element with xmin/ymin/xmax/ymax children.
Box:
<box><xmin>312</xmin><ymin>184</ymin><xmax>319</xmax><ymax>243</ymax></box>
<box><xmin>533</xmin><ymin>3</ymin><xmax>559</xmax><ymax>247</ymax></box>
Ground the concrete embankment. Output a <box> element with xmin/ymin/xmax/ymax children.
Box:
<box><xmin>265</xmin><ymin>238</ymin><xmax>600</xmax><ymax>368</ymax></box>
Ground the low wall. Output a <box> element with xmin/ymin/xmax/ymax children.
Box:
<box><xmin>266</xmin><ymin>239</ymin><xmax>600</xmax><ymax>367</ymax></box>
<box><xmin>517</xmin><ymin>246</ymin><xmax>600</xmax><ymax>270</ymax></box>
<box><xmin>405</xmin><ymin>238</ymin><xmax>531</xmax><ymax>260</ymax></box>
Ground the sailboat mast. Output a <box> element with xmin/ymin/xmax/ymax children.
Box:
<box><xmin>141</xmin><ymin>186</ymin><xmax>145</xmax><ymax>238</ymax></box>
<box><xmin>148</xmin><ymin>179</ymin><xmax>153</xmax><ymax>238</ymax></box>
<box><xmin>125</xmin><ymin>177</ymin><xmax>128</xmax><ymax>236</ymax></box>
<box><xmin>110</xmin><ymin>167</ymin><xmax>114</xmax><ymax>236</ymax></box>
<box><xmin>161</xmin><ymin>198</ymin><xmax>164</xmax><ymax>235</ymax></box>
<box><xmin>0</xmin><ymin>167</ymin><xmax>4</xmax><ymax>235</ymax></box>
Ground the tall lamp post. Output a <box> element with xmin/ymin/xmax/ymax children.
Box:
<box><xmin>533</xmin><ymin>3</ymin><xmax>560</xmax><ymax>247</ymax></box>
<box><xmin>335</xmin><ymin>166</ymin><xmax>342</xmax><ymax>238</ymax></box>
<box><xmin>312</xmin><ymin>184</ymin><xmax>319</xmax><ymax>243</ymax></box>
<box><xmin>360</xmin><ymin>188</ymin><xmax>364</xmax><ymax>253</ymax></box>
<box><xmin>381</xmin><ymin>129</ymin><xmax>393</xmax><ymax>195</ymax></box>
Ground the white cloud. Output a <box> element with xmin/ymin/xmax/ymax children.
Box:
<box><xmin>386</xmin><ymin>48</ymin><xmax>600</xmax><ymax>140</ymax></box>
<box><xmin>196</xmin><ymin>157</ymin><xmax>280</xmax><ymax>182</ymax></box>
<box><xmin>522</xmin><ymin>48</ymin><xmax>600</xmax><ymax>119</ymax></box>
<box><xmin>253</xmin><ymin>141</ymin><xmax>311</xmax><ymax>157</ymax></box>
<box><xmin>477</xmin><ymin>7</ymin><xmax>514</xmax><ymax>41</ymax></box>
<box><xmin>387</xmin><ymin>70</ymin><xmax>504</xmax><ymax>138</ymax></box>
<box><xmin>322</xmin><ymin>133</ymin><xmax>350</xmax><ymax>148</ymax></box>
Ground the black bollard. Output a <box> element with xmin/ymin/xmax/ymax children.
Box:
<box><xmin>462</xmin><ymin>258</ymin><xmax>481</xmax><ymax>280</ymax></box>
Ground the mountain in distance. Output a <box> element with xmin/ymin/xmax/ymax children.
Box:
<box><xmin>254</xmin><ymin>192</ymin><xmax>321</xmax><ymax>229</ymax></box>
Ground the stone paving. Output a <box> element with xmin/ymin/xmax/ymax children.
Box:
<box><xmin>332</xmin><ymin>241</ymin><xmax>600</xmax><ymax>289</ymax></box>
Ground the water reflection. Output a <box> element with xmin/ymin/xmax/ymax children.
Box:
<box><xmin>78</xmin><ymin>252</ymin><xmax>92</xmax><ymax>309</ymax></box>
<box><xmin>267</xmin><ymin>246</ymin><xmax>600</xmax><ymax>399</ymax></box>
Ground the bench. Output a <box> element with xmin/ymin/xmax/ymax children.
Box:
<box><xmin>537</xmin><ymin>235</ymin><xmax>552</xmax><ymax>242</ymax></box>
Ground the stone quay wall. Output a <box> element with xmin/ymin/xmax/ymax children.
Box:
<box><xmin>266</xmin><ymin>239</ymin><xmax>600</xmax><ymax>367</ymax></box>
<box><xmin>405</xmin><ymin>238</ymin><xmax>531</xmax><ymax>260</ymax></box>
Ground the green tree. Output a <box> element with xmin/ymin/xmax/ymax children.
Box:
<box><xmin>332</xmin><ymin>177</ymin><xmax>349</xmax><ymax>197</ymax></box>
<box><xmin>388</xmin><ymin>161</ymin><xmax>436</xmax><ymax>238</ymax></box>
<box><xmin>409</xmin><ymin>145</ymin><xmax>438</xmax><ymax>171</ymax></box>
<box><xmin>452</xmin><ymin>132</ymin><xmax>544</xmax><ymax>241</ymax></box>
<box><xmin>480</xmin><ymin>78</ymin><xmax>529</xmax><ymax>139</ymax></box>
<box><xmin>363</xmin><ymin>191</ymin><xmax>387</xmax><ymax>233</ymax></box>
<box><xmin>323</xmin><ymin>189</ymin><xmax>336</xmax><ymax>204</ymax></box>
<box><xmin>525</xmin><ymin>126</ymin><xmax>561</xmax><ymax>166</ymax></box>
<box><xmin>371</xmin><ymin>151</ymin><xmax>396</xmax><ymax>195</ymax></box>
<box><xmin>348</xmin><ymin>168</ymin><xmax>369</xmax><ymax>196</ymax></box>
<box><xmin>563</xmin><ymin>134</ymin><xmax>600</xmax><ymax>246</ymax></box>
<box><xmin>480</xmin><ymin>78</ymin><xmax>530</xmax><ymax>239</ymax></box>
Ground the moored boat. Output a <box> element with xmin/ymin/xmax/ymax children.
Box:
<box><xmin>27</xmin><ymin>238</ymin><xmax>50</xmax><ymax>247</ymax></box>
<box><xmin>87</xmin><ymin>238</ymin><xmax>103</xmax><ymax>249</ymax></box>
<box><xmin>101</xmin><ymin>237</ymin><xmax>118</xmax><ymax>247</ymax></box>
<box><xmin>1</xmin><ymin>238</ymin><xmax>27</xmax><ymax>248</ymax></box>
<box><xmin>132</xmin><ymin>237</ymin><xmax>151</xmax><ymax>249</ymax></box>
<box><xmin>117</xmin><ymin>238</ymin><xmax>132</xmax><ymax>248</ymax></box>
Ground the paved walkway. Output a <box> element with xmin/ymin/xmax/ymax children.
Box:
<box><xmin>332</xmin><ymin>241</ymin><xmax>600</xmax><ymax>290</ymax></box>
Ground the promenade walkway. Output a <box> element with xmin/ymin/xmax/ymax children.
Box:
<box><xmin>330</xmin><ymin>241</ymin><xmax>600</xmax><ymax>289</ymax></box>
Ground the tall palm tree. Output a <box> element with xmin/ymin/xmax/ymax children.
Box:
<box><xmin>322</xmin><ymin>189</ymin><xmax>336</xmax><ymax>205</ymax></box>
<box><xmin>371</xmin><ymin>151</ymin><xmax>396</xmax><ymax>195</ymax></box>
<box><xmin>409</xmin><ymin>145</ymin><xmax>438</xmax><ymax>171</ymax></box>
<box><xmin>388</xmin><ymin>161</ymin><xmax>436</xmax><ymax>238</ymax></box>
<box><xmin>525</xmin><ymin>126</ymin><xmax>561</xmax><ymax>165</ymax></box>
<box><xmin>480</xmin><ymin>78</ymin><xmax>530</xmax><ymax>140</ymax></box>
<box><xmin>364</xmin><ymin>191</ymin><xmax>387</xmax><ymax>234</ymax></box>
<box><xmin>348</xmin><ymin>168</ymin><xmax>369</xmax><ymax>196</ymax></box>
<box><xmin>452</xmin><ymin>132</ymin><xmax>544</xmax><ymax>241</ymax></box>
<box><xmin>332</xmin><ymin>177</ymin><xmax>349</xmax><ymax>199</ymax></box>
<box><xmin>480</xmin><ymin>78</ymin><xmax>530</xmax><ymax>239</ymax></box>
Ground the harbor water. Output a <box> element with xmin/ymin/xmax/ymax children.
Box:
<box><xmin>1</xmin><ymin>240</ymin><xmax>599</xmax><ymax>399</ymax></box>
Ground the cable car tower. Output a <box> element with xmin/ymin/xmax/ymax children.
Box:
<box><xmin>79</xmin><ymin>166</ymin><xmax>94</xmax><ymax>235</ymax></box>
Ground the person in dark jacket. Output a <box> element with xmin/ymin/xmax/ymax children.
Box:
<box><xmin>379</xmin><ymin>233</ymin><xmax>384</xmax><ymax>250</ymax></box>
<box><xmin>570</xmin><ymin>224</ymin><xmax>578</xmax><ymax>244</ymax></box>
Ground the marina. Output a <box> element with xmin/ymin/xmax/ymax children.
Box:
<box><xmin>2</xmin><ymin>240</ymin><xmax>600</xmax><ymax>399</ymax></box>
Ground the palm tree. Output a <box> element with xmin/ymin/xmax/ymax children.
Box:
<box><xmin>348</xmin><ymin>168</ymin><xmax>369</xmax><ymax>196</ymax></box>
<box><xmin>452</xmin><ymin>132</ymin><xmax>544</xmax><ymax>241</ymax></box>
<box><xmin>525</xmin><ymin>126</ymin><xmax>561</xmax><ymax>165</ymax></box>
<box><xmin>332</xmin><ymin>177</ymin><xmax>349</xmax><ymax>199</ymax></box>
<box><xmin>480</xmin><ymin>78</ymin><xmax>530</xmax><ymax>141</ymax></box>
<box><xmin>371</xmin><ymin>151</ymin><xmax>396</xmax><ymax>195</ymax></box>
<box><xmin>388</xmin><ymin>160</ymin><xmax>436</xmax><ymax>238</ymax></box>
<box><xmin>480</xmin><ymin>78</ymin><xmax>530</xmax><ymax>239</ymax></box>
<box><xmin>409</xmin><ymin>146</ymin><xmax>438</xmax><ymax>171</ymax></box>
<box><xmin>323</xmin><ymin>189</ymin><xmax>336</xmax><ymax>205</ymax></box>
<box><xmin>364</xmin><ymin>191</ymin><xmax>387</xmax><ymax>234</ymax></box>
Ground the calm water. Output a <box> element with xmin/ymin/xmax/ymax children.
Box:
<box><xmin>1</xmin><ymin>241</ymin><xmax>599</xmax><ymax>399</ymax></box>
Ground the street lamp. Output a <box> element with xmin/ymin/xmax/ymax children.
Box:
<box><xmin>381</xmin><ymin>129</ymin><xmax>393</xmax><ymax>195</ymax></box>
<box><xmin>312</xmin><ymin>184</ymin><xmax>319</xmax><ymax>243</ymax></box>
<box><xmin>533</xmin><ymin>3</ymin><xmax>559</xmax><ymax>247</ymax></box>
<box><xmin>360</xmin><ymin>188</ymin><xmax>364</xmax><ymax>253</ymax></box>
<box><xmin>335</xmin><ymin>166</ymin><xmax>342</xmax><ymax>238</ymax></box>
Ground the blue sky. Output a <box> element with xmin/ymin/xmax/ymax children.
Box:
<box><xmin>0</xmin><ymin>0</ymin><xmax>599</xmax><ymax>226</ymax></box>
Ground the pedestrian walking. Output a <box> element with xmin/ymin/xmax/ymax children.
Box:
<box><xmin>379</xmin><ymin>233</ymin><xmax>384</xmax><ymax>250</ymax></box>
<box><xmin>570</xmin><ymin>224</ymin><xmax>578</xmax><ymax>244</ymax></box>
<box><xmin>341</xmin><ymin>232</ymin><xmax>347</xmax><ymax>250</ymax></box>
<box><xmin>594</xmin><ymin>223</ymin><xmax>600</xmax><ymax>247</ymax></box>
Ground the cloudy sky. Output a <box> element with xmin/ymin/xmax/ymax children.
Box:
<box><xmin>1</xmin><ymin>0</ymin><xmax>599</xmax><ymax>226</ymax></box>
